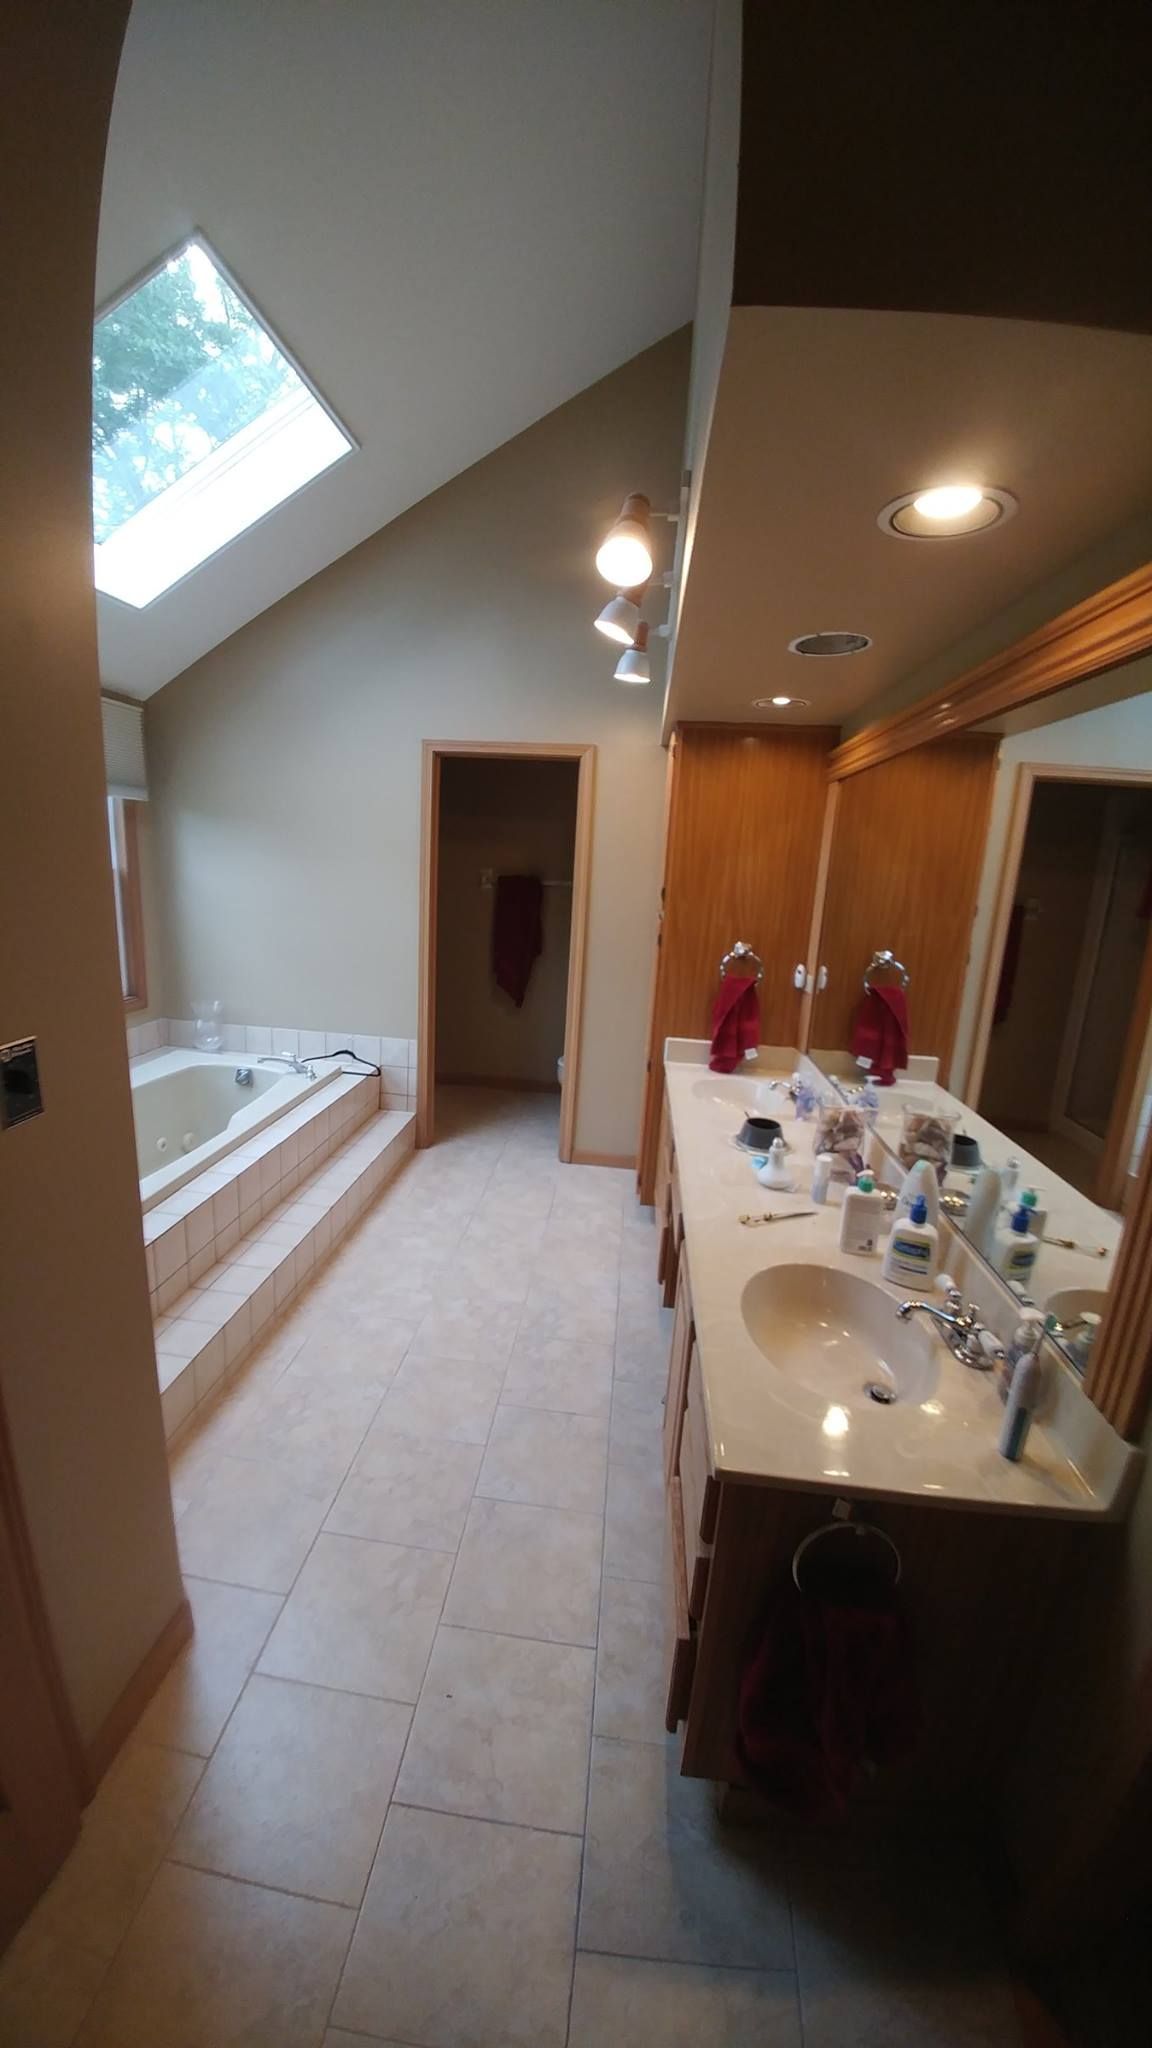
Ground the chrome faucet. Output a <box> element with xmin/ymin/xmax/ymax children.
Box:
<box><xmin>896</xmin><ymin>1283</ymin><xmax>1005</xmax><ymax>1371</ymax></box>
<box><xmin>258</xmin><ymin>1051</ymin><xmax>316</xmax><ymax>1079</ymax></box>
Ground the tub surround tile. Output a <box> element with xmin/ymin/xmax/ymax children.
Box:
<box><xmin>244</xmin><ymin>1024</ymin><xmax>273</xmax><ymax>1055</ymax></box>
<box><xmin>332</xmin><ymin>1804</ymin><xmax>580</xmax><ymax>2048</ymax></box>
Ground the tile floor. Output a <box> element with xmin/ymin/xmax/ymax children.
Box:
<box><xmin>0</xmin><ymin>1088</ymin><xmax>1025</xmax><ymax>2047</ymax></box>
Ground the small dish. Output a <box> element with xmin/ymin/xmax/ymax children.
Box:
<box><xmin>734</xmin><ymin>1115</ymin><xmax>784</xmax><ymax>1154</ymax></box>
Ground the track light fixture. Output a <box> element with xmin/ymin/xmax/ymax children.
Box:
<box><xmin>595</xmin><ymin>493</ymin><xmax>653</xmax><ymax>587</ymax></box>
<box><xmin>614</xmin><ymin>620</ymin><xmax>650</xmax><ymax>685</ymax></box>
<box><xmin>593</xmin><ymin>589</ymin><xmax>643</xmax><ymax>646</ymax></box>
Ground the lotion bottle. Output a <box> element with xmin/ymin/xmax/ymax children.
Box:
<box><xmin>993</xmin><ymin>1203</ymin><xmax>1040</xmax><ymax>1289</ymax></box>
<box><xmin>893</xmin><ymin>1158</ymin><xmax>940</xmax><ymax>1229</ymax></box>
<box><xmin>839</xmin><ymin>1171</ymin><xmax>884</xmax><ymax>1256</ymax></box>
<box><xmin>882</xmin><ymin>1193</ymin><xmax>939</xmax><ymax>1289</ymax></box>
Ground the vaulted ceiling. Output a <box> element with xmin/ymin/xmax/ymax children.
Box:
<box><xmin>97</xmin><ymin>1</ymin><xmax>712</xmax><ymax>697</ymax></box>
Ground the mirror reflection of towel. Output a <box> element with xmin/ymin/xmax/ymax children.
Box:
<box><xmin>492</xmin><ymin>875</ymin><xmax>544</xmax><ymax>1007</ymax></box>
<box><xmin>850</xmin><ymin>984</ymin><xmax>908</xmax><ymax>1085</ymax></box>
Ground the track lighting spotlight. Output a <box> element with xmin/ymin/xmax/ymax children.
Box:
<box><xmin>595</xmin><ymin>493</ymin><xmax>653</xmax><ymax>586</ymax></box>
<box><xmin>614</xmin><ymin>620</ymin><xmax>650</xmax><ymax>684</ymax></box>
<box><xmin>594</xmin><ymin>590</ymin><xmax>642</xmax><ymax>646</ymax></box>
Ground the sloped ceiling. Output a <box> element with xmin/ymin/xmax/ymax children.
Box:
<box><xmin>97</xmin><ymin>0</ymin><xmax>712</xmax><ymax>698</ymax></box>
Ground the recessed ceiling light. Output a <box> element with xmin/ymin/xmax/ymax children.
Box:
<box><xmin>788</xmin><ymin>631</ymin><xmax>872</xmax><ymax>657</ymax></box>
<box><xmin>752</xmin><ymin>694</ymin><xmax>811</xmax><ymax>710</ymax></box>
<box><xmin>878</xmin><ymin>485</ymin><xmax>1017</xmax><ymax>540</ymax></box>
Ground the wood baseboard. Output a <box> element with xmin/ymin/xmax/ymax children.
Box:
<box><xmin>571</xmin><ymin>1148</ymin><xmax>636</xmax><ymax>1169</ymax></box>
<box><xmin>437</xmin><ymin>1073</ymin><xmax>561</xmax><ymax>1094</ymax></box>
<box><xmin>84</xmin><ymin>1595</ymin><xmax>192</xmax><ymax>1784</ymax></box>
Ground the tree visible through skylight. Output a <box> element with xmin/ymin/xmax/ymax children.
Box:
<box><xmin>92</xmin><ymin>239</ymin><xmax>352</xmax><ymax>607</ymax></box>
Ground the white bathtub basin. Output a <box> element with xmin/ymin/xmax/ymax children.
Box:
<box><xmin>131</xmin><ymin>1049</ymin><xmax>328</xmax><ymax>1209</ymax></box>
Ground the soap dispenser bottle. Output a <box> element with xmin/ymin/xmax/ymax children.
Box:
<box><xmin>882</xmin><ymin>1193</ymin><xmax>939</xmax><ymax>1289</ymax></box>
<box><xmin>839</xmin><ymin>1171</ymin><xmax>883</xmax><ymax>1256</ymax></box>
<box><xmin>993</xmin><ymin>1202</ymin><xmax>1040</xmax><ymax>1288</ymax></box>
<box><xmin>756</xmin><ymin>1138</ymin><xmax>794</xmax><ymax>1191</ymax></box>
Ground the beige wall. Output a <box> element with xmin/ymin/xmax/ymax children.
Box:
<box><xmin>0</xmin><ymin>1</ymin><xmax>183</xmax><ymax>1751</ymax></box>
<box><xmin>145</xmin><ymin>329</ymin><xmax>690</xmax><ymax>1156</ymax></box>
<box><xmin>435</xmin><ymin>758</ymin><xmax>577</xmax><ymax>1088</ymax></box>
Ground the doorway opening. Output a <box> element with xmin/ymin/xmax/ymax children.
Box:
<box><xmin>974</xmin><ymin>770</ymin><xmax>1152</xmax><ymax>1209</ymax></box>
<box><xmin>417</xmin><ymin>742</ymin><xmax>595</xmax><ymax>1158</ymax></box>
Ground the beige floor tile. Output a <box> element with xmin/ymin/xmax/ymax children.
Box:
<box><xmin>608</xmin><ymin>1379</ymin><xmax>665</xmax><ymax>1471</ymax></box>
<box><xmin>790</xmin><ymin>1849</ymin><xmax>1023</xmax><ymax>2048</ymax></box>
<box><xmin>406</xmin><ymin>1299</ymin><xmax>522</xmax><ymax>1363</ymax></box>
<box><xmin>0</xmin><ymin>1912</ymin><xmax>109</xmax><ymax>2048</ymax></box>
<box><xmin>331</xmin><ymin>1805</ymin><xmax>580</xmax><ymax>2048</ymax></box>
<box><xmin>502</xmin><ymin>1334</ymin><xmax>614</xmax><ymax>1416</ymax></box>
<box><xmin>579</xmin><ymin>1735</ymin><xmax>794</xmax><ymax>1969</ymax></box>
<box><xmin>258</xmin><ymin>1531</ymin><xmax>451</xmax><ymax>1700</ymax></box>
<box><xmin>435</xmin><ymin>1242</ymin><xmax>534</xmax><ymax>1304</ymax></box>
<box><xmin>604</xmin><ymin>1460</ymin><xmax>666</xmax><ymax>1583</ymax></box>
<box><xmin>204</xmin><ymin>1377</ymin><xmax>379</xmax><ymax>1497</ymax></box>
<box><xmin>176</xmin><ymin>1454</ymin><xmax>334</xmax><ymax>1593</ymax></box>
<box><xmin>594</xmin><ymin>1576</ymin><xmax>668</xmax><ymax>1744</ymax></box>
<box><xmin>444</xmin><ymin>1496</ymin><xmax>602</xmax><ymax>1646</ymax></box>
<box><xmin>173</xmin><ymin>1674</ymin><xmax>408</xmax><ymax>1906</ymax></box>
<box><xmin>74</xmin><ymin>1862</ymin><xmax>352</xmax><ymax>2047</ymax></box>
<box><xmin>395</xmin><ymin>1625</ymin><xmax>594</xmax><ymax>1833</ymax></box>
<box><xmin>327</xmin><ymin>1426</ymin><xmax>482</xmax><ymax>1550</ymax></box>
<box><xmin>287</xmin><ymin>1312</ymin><xmax>416</xmax><ymax>1382</ymax></box>
<box><xmin>0</xmin><ymin>1739</ymin><xmax>202</xmax><ymax>2022</ymax></box>
<box><xmin>137</xmin><ymin>1576</ymin><xmax>283</xmax><ymax>1757</ymax></box>
<box><xmin>477</xmin><ymin>1403</ymin><xmax>608</xmax><ymax>1514</ymax></box>
<box><xmin>518</xmin><ymin>1290</ymin><xmax>617</xmax><ymax>1351</ymax></box>
<box><xmin>325</xmin><ymin>2035</ymin><xmax>406</xmax><ymax>2048</ymax></box>
<box><xmin>568</xmin><ymin>1953</ymin><xmax>802</xmax><ymax>2047</ymax></box>
<box><xmin>373</xmin><ymin>1352</ymin><xmax>504</xmax><ymax>1444</ymax></box>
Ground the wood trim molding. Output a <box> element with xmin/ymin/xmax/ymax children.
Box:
<box><xmin>1085</xmin><ymin>1125</ymin><xmax>1152</xmax><ymax>1440</ymax></box>
<box><xmin>416</xmin><ymin>740</ymin><xmax>595</xmax><ymax>1163</ymax></box>
<box><xmin>437</xmin><ymin>1074</ymin><xmax>560</xmax><ymax>1094</ymax></box>
<box><xmin>829</xmin><ymin>559</ymin><xmax>1152</xmax><ymax>780</ymax></box>
<box><xmin>84</xmin><ymin>1596</ymin><xmax>192</xmax><ymax>1784</ymax></box>
<box><xmin>571</xmin><ymin>1148</ymin><xmax>636</xmax><ymax>1169</ymax></box>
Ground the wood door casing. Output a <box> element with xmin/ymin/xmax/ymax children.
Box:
<box><xmin>637</xmin><ymin>724</ymin><xmax>836</xmax><ymax>1200</ymax></box>
<box><xmin>809</xmin><ymin>733</ymin><xmax>999</xmax><ymax>1079</ymax></box>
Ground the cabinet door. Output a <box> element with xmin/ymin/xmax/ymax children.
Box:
<box><xmin>637</xmin><ymin>724</ymin><xmax>836</xmax><ymax>1200</ymax></box>
<box><xmin>662</xmin><ymin>1251</ymin><xmax>694</xmax><ymax>1487</ymax></box>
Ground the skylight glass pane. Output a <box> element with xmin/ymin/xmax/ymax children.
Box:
<box><xmin>92</xmin><ymin>239</ymin><xmax>351</xmax><ymax>607</ymax></box>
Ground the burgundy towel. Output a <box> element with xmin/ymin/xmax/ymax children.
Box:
<box><xmin>492</xmin><ymin>875</ymin><xmax>544</xmax><ymax>1007</ymax></box>
<box><xmin>709</xmin><ymin>975</ymin><xmax>760</xmax><ymax>1074</ymax></box>
<box><xmin>849</xmin><ymin>984</ymin><xmax>909</xmax><ymax>1087</ymax></box>
<box><xmin>736</xmin><ymin>1584</ymin><xmax>919</xmax><ymax>1819</ymax></box>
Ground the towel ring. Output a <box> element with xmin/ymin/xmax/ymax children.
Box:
<box><xmin>792</xmin><ymin>1500</ymin><xmax>902</xmax><ymax>1592</ymax></box>
<box><xmin>863</xmin><ymin>948</ymin><xmax>910</xmax><ymax>993</ymax></box>
<box><xmin>719</xmin><ymin>940</ymin><xmax>764</xmax><ymax>985</ymax></box>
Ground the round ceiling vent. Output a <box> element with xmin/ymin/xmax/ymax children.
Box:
<box><xmin>788</xmin><ymin>631</ymin><xmax>872</xmax><ymax>658</ymax></box>
<box><xmin>878</xmin><ymin>485</ymin><xmax>1017</xmax><ymax>540</ymax></box>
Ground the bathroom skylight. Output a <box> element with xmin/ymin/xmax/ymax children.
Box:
<box><xmin>92</xmin><ymin>237</ymin><xmax>352</xmax><ymax>607</ymax></box>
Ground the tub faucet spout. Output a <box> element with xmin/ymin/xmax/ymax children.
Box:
<box><xmin>258</xmin><ymin>1052</ymin><xmax>316</xmax><ymax>1079</ymax></box>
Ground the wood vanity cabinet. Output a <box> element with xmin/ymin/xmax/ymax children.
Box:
<box><xmin>656</xmin><ymin>1104</ymin><xmax>1105</xmax><ymax>1821</ymax></box>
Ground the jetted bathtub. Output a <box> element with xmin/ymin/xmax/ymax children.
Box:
<box><xmin>131</xmin><ymin>1049</ymin><xmax>328</xmax><ymax>1211</ymax></box>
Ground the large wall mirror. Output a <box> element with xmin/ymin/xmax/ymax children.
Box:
<box><xmin>807</xmin><ymin>647</ymin><xmax>1152</xmax><ymax>1405</ymax></box>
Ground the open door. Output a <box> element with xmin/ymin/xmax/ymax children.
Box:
<box><xmin>0</xmin><ymin>1405</ymin><xmax>86</xmax><ymax>1949</ymax></box>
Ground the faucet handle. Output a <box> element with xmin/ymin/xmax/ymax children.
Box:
<box><xmin>935</xmin><ymin>1273</ymin><xmax>963</xmax><ymax>1312</ymax></box>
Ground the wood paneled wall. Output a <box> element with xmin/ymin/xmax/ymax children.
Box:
<box><xmin>809</xmin><ymin>734</ymin><xmax>998</xmax><ymax>1077</ymax></box>
<box><xmin>637</xmin><ymin>724</ymin><xmax>835</xmax><ymax>1198</ymax></box>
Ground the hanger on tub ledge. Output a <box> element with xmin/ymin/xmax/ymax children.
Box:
<box><xmin>719</xmin><ymin>940</ymin><xmax>764</xmax><ymax>985</ymax></box>
<box><xmin>863</xmin><ymin>948</ymin><xmax>910</xmax><ymax>993</ymax></box>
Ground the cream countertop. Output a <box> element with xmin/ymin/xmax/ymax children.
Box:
<box><xmin>664</xmin><ymin>1043</ymin><xmax>1138</xmax><ymax>1519</ymax></box>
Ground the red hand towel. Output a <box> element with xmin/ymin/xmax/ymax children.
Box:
<box><xmin>736</xmin><ymin>1584</ymin><xmax>919</xmax><ymax>1819</ymax></box>
<box><xmin>710</xmin><ymin>974</ymin><xmax>760</xmax><ymax>1074</ymax></box>
<box><xmin>492</xmin><ymin>875</ymin><xmax>543</xmax><ymax>1008</ymax></box>
<box><xmin>849</xmin><ymin>984</ymin><xmax>909</xmax><ymax>1086</ymax></box>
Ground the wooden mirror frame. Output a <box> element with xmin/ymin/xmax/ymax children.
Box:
<box><xmin>826</xmin><ymin>558</ymin><xmax>1152</xmax><ymax>1440</ymax></box>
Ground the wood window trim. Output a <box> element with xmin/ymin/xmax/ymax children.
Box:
<box><xmin>109</xmin><ymin>796</ymin><xmax>148</xmax><ymax>1012</ymax></box>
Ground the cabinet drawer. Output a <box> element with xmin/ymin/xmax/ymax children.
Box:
<box><xmin>664</xmin><ymin>1477</ymin><xmax>695</xmax><ymax>1732</ymax></box>
<box><xmin>679</xmin><ymin>1355</ymin><xmax>717</xmax><ymax>1621</ymax></box>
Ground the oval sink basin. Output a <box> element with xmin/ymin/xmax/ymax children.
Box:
<box><xmin>1045</xmin><ymin>1286</ymin><xmax>1108</xmax><ymax>1330</ymax></box>
<box><xmin>690</xmin><ymin>1074</ymin><xmax>780</xmax><ymax>1111</ymax></box>
<box><xmin>741</xmin><ymin>1263</ymin><xmax>940</xmax><ymax>1407</ymax></box>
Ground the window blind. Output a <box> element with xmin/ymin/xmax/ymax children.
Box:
<box><xmin>101</xmin><ymin>695</ymin><xmax>148</xmax><ymax>800</ymax></box>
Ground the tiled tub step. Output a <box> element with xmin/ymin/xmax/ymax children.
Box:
<box><xmin>155</xmin><ymin>1109</ymin><xmax>414</xmax><ymax>1439</ymax></box>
